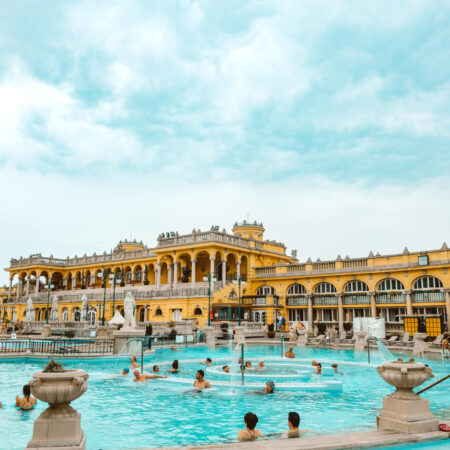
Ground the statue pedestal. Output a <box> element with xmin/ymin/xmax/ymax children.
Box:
<box><xmin>233</xmin><ymin>326</ymin><xmax>245</xmax><ymax>345</ymax></box>
<box><xmin>203</xmin><ymin>326</ymin><xmax>216</xmax><ymax>348</ymax></box>
<box><xmin>113</xmin><ymin>329</ymin><xmax>145</xmax><ymax>354</ymax></box>
<box><xmin>96</xmin><ymin>326</ymin><xmax>108</xmax><ymax>339</ymax></box>
<box><xmin>40</xmin><ymin>325</ymin><xmax>51</xmax><ymax>338</ymax></box>
<box><xmin>377</xmin><ymin>396</ymin><xmax>439</xmax><ymax>433</ymax></box>
<box><xmin>354</xmin><ymin>331</ymin><xmax>368</xmax><ymax>351</ymax></box>
<box><xmin>413</xmin><ymin>333</ymin><xmax>428</xmax><ymax>353</ymax></box>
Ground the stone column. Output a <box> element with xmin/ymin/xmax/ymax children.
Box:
<box><xmin>370</xmin><ymin>291</ymin><xmax>377</xmax><ymax>318</ymax></box>
<box><xmin>203</xmin><ymin>326</ymin><xmax>216</xmax><ymax>348</ymax></box>
<box><xmin>445</xmin><ymin>289</ymin><xmax>450</xmax><ymax>332</ymax></box>
<box><xmin>8</xmin><ymin>278</ymin><xmax>12</xmax><ymax>300</ymax></box>
<box><xmin>63</xmin><ymin>277</ymin><xmax>68</xmax><ymax>290</ymax></box>
<box><xmin>191</xmin><ymin>258</ymin><xmax>197</xmax><ymax>286</ymax></box>
<box><xmin>337</xmin><ymin>293</ymin><xmax>344</xmax><ymax>334</ymax></box>
<box><xmin>173</xmin><ymin>261</ymin><xmax>178</xmax><ymax>287</ymax></box>
<box><xmin>209</xmin><ymin>257</ymin><xmax>215</xmax><ymax>278</ymax></box>
<box><xmin>25</xmin><ymin>276</ymin><xmax>31</xmax><ymax>297</ymax></box>
<box><xmin>405</xmin><ymin>290</ymin><xmax>413</xmax><ymax>316</ymax></box>
<box><xmin>221</xmin><ymin>259</ymin><xmax>226</xmax><ymax>286</ymax></box>
<box><xmin>307</xmin><ymin>294</ymin><xmax>313</xmax><ymax>335</ymax></box>
<box><xmin>72</xmin><ymin>275</ymin><xmax>76</xmax><ymax>290</ymax></box>
<box><xmin>16</xmin><ymin>279</ymin><xmax>21</xmax><ymax>299</ymax></box>
<box><xmin>168</xmin><ymin>264</ymin><xmax>173</xmax><ymax>285</ymax></box>
<box><xmin>236</xmin><ymin>261</ymin><xmax>241</xmax><ymax>279</ymax></box>
<box><xmin>35</xmin><ymin>275</ymin><xmax>40</xmax><ymax>295</ymax></box>
<box><xmin>156</xmin><ymin>263</ymin><xmax>161</xmax><ymax>287</ymax></box>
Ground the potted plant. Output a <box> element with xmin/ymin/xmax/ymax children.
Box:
<box><xmin>267</xmin><ymin>323</ymin><xmax>276</xmax><ymax>338</ymax></box>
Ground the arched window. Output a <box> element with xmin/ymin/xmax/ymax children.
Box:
<box><xmin>229</xmin><ymin>291</ymin><xmax>237</xmax><ymax>299</ymax></box>
<box><xmin>413</xmin><ymin>276</ymin><xmax>443</xmax><ymax>290</ymax></box>
<box><xmin>87</xmin><ymin>308</ymin><xmax>96</xmax><ymax>325</ymax></box>
<box><xmin>126</xmin><ymin>270</ymin><xmax>132</xmax><ymax>284</ymax></box>
<box><xmin>377</xmin><ymin>279</ymin><xmax>404</xmax><ymax>292</ymax></box>
<box><xmin>194</xmin><ymin>307</ymin><xmax>202</xmax><ymax>315</ymax></box>
<box><xmin>155</xmin><ymin>308</ymin><xmax>163</xmax><ymax>316</ymax></box>
<box><xmin>62</xmin><ymin>308</ymin><xmax>69</xmax><ymax>322</ymax></box>
<box><xmin>314</xmin><ymin>282</ymin><xmax>336</xmax><ymax>294</ymax></box>
<box><xmin>256</xmin><ymin>285</ymin><xmax>276</xmax><ymax>296</ymax></box>
<box><xmin>135</xmin><ymin>269</ymin><xmax>142</xmax><ymax>281</ymax></box>
<box><xmin>139</xmin><ymin>308</ymin><xmax>146</xmax><ymax>322</ymax></box>
<box><xmin>344</xmin><ymin>281</ymin><xmax>369</xmax><ymax>293</ymax></box>
<box><xmin>73</xmin><ymin>308</ymin><xmax>81</xmax><ymax>322</ymax></box>
<box><xmin>287</xmin><ymin>284</ymin><xmax>306</xmax><ymax>295</ymax></box>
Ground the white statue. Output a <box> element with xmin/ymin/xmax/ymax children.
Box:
<box><xmin>122</xmin><ymin>292</ymin><xmax>136</xmax><ymax>330</ymax></box>
<box><xmin>81</xmin><ymin>294</ymin><xmax>87</xmax><ymax>321</ymax></box>
<box><xmin>25</xmin><ymin>297</ymin><xmax>35</xmax><ymax>322</ymax></box>
<box><xmin>51</xmin><ymin>295</ymin><xmax>59</xmax><ymax>321</ymax></box>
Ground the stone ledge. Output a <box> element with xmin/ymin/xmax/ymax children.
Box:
<box><xmin>148</xmin><ymin>429</ymin><xmax>449</xmax><ymax>450</ymax></box>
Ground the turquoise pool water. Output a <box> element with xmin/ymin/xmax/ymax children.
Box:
<box><xmin>0</xmin><ymin>345</ymin><xmax>449</xmax><ymax>449</ymax></box>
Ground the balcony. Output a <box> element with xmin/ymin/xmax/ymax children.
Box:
<box><xmin>312</xmin><ymin>296</ymin><xmax>338</xmax><ymax>306</ymax></box>
<box><xmin>342</xmin><ymin>295</ymin><xmax>371</xmax><ymax>305</ymax></box>
<box><xmin>286</xmin><ymin>296</ymin><xmax>308</xmax><ymax>306</ymax></box>
<box><xmin>375</xmin><ymin>293</ymin><xmax>406</xmax><ymax>304</ymax></box>
<box><xmin>411</xmin><ymin>291</ymin><xmax>445</xmax><ymax>303</ymax></box>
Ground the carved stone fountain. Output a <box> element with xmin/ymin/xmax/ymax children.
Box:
<box><xmin>27</xmin><ymin>364</ymin><xmax>89</xmax><ymax>449</ymax></box>
<box><xmin>377</xmin><ymin>359</ymin><xmax>439</xmax><ymax>433</ymax></box>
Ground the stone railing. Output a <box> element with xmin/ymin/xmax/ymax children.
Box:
<box><xmin>286</xmin><ymin>296</ymin><xmax>308</xmax><ymax>306</ymax></box>
<box><xmin>342</xmin><ymin>295</ymin><xmax>371</xmax><ymax>305</ymax></box>
<box><xmin>312</xmin><ymin>296</ymin><xmax>338</xmax><ymax>305</ymax></box>
<box><xmin>412</xmin><ymin>291</ymin><xmax>446</xmax><ymax>303</ymax></box>
<box><xmin>211</xmin><ymin>321</ymin><xmax>265</xmax><ymax>337</ymax></box>
<box><xmin>376</xmin><ymin>293</ymin><xmax>406</xmax><ymax>304</ymax></box>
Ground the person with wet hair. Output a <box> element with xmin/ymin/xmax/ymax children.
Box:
<box><xmin>222</xmin><ymin>365</ymin><xmax>230</xmax><ymax>373</ymax></box>
<box><xmin>130</xmin><ymin>356</ymin><xmax>140</xmax><ymax>369</ymax></box>
<box><xmin>263</xmin><ymin>380</ymin><xmax>275</xmax><ymax>393</ymax></box>
<box><xmin>238</xmin><ymin>412</ymin><xmax>264</xmax><ymax>441</ymax></box>
<box><xmin>15</xmin><ymin>385</ymin><xmax>36</xmax><ymax>410</ymax></box>
<box><xmin>168</xmin><ymin>360</ymin><xmax>179</xmax><ymax>373</ymax></box>
<box><xmin>194</xmin><ymin>370</ymin><xmax>211</xmax><ymax>389</ymax></box>
<box><xmin>200</xmin><ymin>358</ymin><xmax>213</xmax><ymax>366</ymax></box>
<box><xmin>285</xmin><ymin>346</ymin><xmax>295</xmax><ymax>358</ymax></box>
<box><xmin>316</xmin><ymin>363</ymin><xmax>322</xmax><ymax>375</ymax></box>
<box><xmin>133</xmin><ymin>369</ymin><xmax>167</xmax><ymax>382</ymax></box>
<box><xmin>152</xmin><ymin>365</ymin><xmax>160</xmax><ymax>373</ymax></box>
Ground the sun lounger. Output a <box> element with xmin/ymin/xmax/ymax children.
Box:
<box><xmin>401</xmin><ymin>332</ymin><xmax>414</xmax><ymax>347</ymax></box>
<box><xmin>381</xmin><ymin>336</ymin><xmax>398</xmax><ymax>346</ymax></box>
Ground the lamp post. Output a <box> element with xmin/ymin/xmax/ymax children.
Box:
<box><xmin>46</xmin><ymin>280</ymin><xmax>55</xmax><ymax>324</ymax></box>
<box><xmin>233</xmin><ymin>277</ymin><xmax>246</xmax><ymax>325</ymax></box>
<box><xmin>203</xmin><ymin>273</ymin><xmax>217</xmax><ymax>326</ymax></box>
<box><xmin>98</xmin><ymin>268</ymin><xmax>110</xmax><ymax>326</ymax></box>
<box><xmin>109</xmin><ymin>272</ymin><xmax>120</xmax><ymax>320</ymax></box>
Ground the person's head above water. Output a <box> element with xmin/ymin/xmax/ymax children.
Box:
<box><xmin>312</xmin><ymin>360</ymin><xmax>317</xmax><ymax>366</ymax></box>
<box><xmin>206</xmin><ymin>358</ymin><xmax>212</xmax><ymax>363</ymax></box>
<box><xmin>153</xmin><ymin>365</ymin><xmax>159</xmax><ymax>372</ymax></box>
<box><xmin>244</xmin><ymin>412</ymin><xmax>258</xmax><ymax>430</ymax></box>
<box><xmin>131</xmin><ymin>356</ymin><xmax>137</xmax><ymax>363</ymax></box>
<box><xmin>133</xmin><ymin>369</ymin><xmax>140</xmax><ymax>377</ymax></box>
<box><xmin>266</xmin><ymin>380</ymin><xmax>275</xmax><ymax>393</ymax></box>
<box><xmin>196</xmin><ymin>370</ymin><xmax>205</xmax><ymax>380</ymax></box>
<box><xmin>172</xmin><ymin>360</ymin><xmax>179</xmax><ymax>369</ymax></box>
<box><xmin>289</xmin><ymin>346</ymin><xmax>293</xmax><ymax>351</ymax></box>
<box><xmin>23</xmin><ymin>384</ymin><xmax>31</xmax><ymax>397</ymax></box>
<box><xmin>223</xmin><ymin>365</ymin><xmax>229</xmax><ymax>373</ymax></box>
<box><xmin>288</xmin><ymin>412</ymin><xmax>300</xmax><ymax>429</ymax></box>
<box><xmin>259</xmin><ymin>361</ymin><xmax>264</xmax><ymax>368</ymax></box>
<box><xmin>122</xmin><ymin>368</ymin><xmax>130</xmax><ymax>375</ymax></box>
<box><xmin>245</xmin><ymin>361</ymin><xmax>252</xmax><ymax>368</ymax></box>
<box><xmin>331</xmin><ymin>363</ymin><xmax>338</xmax><ymax>371</ymax></box>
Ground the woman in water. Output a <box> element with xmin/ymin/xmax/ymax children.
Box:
<box><xmin>15</xmin><ymin>384</ymin><xmax>36</xmax><ymax>410</ymax></box>
<box><xmin>168</xmin><ymin>360</ymin><xmax>179</xmax><ymax>373</ymax></box>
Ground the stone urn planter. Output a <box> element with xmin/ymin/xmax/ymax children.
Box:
<box><xmin>376</xmin><ymin>359</ymin><xmax>438</xmax><ymax>433</ymax></box>
<box><xmin>27</xmin><ymin>369</ymin><xmax>89</xmax><ymax>449</ymax></box>
<box><xmin>377</xmin><ymin>360</ymin><xmax>432</xmax><ymax>400</ymax></box>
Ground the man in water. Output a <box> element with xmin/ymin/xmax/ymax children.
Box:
<box><xmin>263</xmin><ymin>380</ymin><xmax>275</xmax><ymax>393</ymax></box>
<box><xmin>238</xmin><ymin>412</ymin><xmax>264</xmax><ymax>441</ymax></box>
<box><xmin>152</xmin><ymin>365</ymin><xmax>160</xmax><ymax>373</ymax></box>
<box><xmin>442</xmin><ymin>333</ymin><xmax>449</xmax><ymax>358</ymax></box>
<box><xmin>121</xmin><ymin>368</ymin><xmax>130</xmax><ymax>376</ymax></box>
<box><xmin>331</xmin><ymin>363</ymin><xmax>338</xmax><ymax>373</ymax></box>
<box><xmin>200</xmin><ymin>358</ymin><xmax>213</xmax><ymax>366</ymax></box>
<box><xmin>171</xmin><ymin>346</ymin><xmax>179</xmax><ymax>351</ymax></box>
<box><xmin>285</xmin><ymin>346</ymin><xmax>295</xmax><ymax>358</ymax></box>
<box><xmin>255</xmin><ymin>361</ymin><xmax>265</xmax><ymax>372</ymax></box>
<box><xmin>194</xmin><ymin>370</ymin><xmax>211</xmax><ymax>389</ymax></box>
<box><xmin>284</xmin><ymin>411</ymin><xmax>300</xmax><ymax>438</ymax></box>
<box><xmin>222</xmin><ymin>365</ymin><xmax>230</xmax><ymax>373</ymax></box>
<box><xmin>133</xmin><ymin>369</ymin><xmax>167</xmax><ymax>382</ymax></box>
<box><xmin>130</xmin><ymin>356</ymin><xmax>140</xmax><ymax>369</ymax></box>
<box><xmin>311</xmin><ymin>360</ymin><xmax>317</xmax><ymax>367</ymax></box>
<box><xmin>245</xmin><ymin>361</ymin><xmax>252</xmax><ymax>369</ymax></box>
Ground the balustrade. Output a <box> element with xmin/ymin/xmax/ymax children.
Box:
<box><xmin>411</xmin><ymin>291</ymin><xmax>445</xmax><ymax>303</ymax></box>
<box><xmin>375</xmin><ymin>293</ymin><xmax>406</xmax><ymax>304</ymax></box>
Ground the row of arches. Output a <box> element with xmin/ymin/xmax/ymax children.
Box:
<box><xmin>256</xmin><ymin>276</ymin><xmax>445</xmax><ymax>297</ymax></box>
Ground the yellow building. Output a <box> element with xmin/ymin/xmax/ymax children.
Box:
<box><xmin>3</xmin><ymin>222</ymin><xmax>450</xmax><ymax>335</ymax></box>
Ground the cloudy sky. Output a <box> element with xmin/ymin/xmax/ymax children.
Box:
<box><xmin>1</xmin><ymin>0</ymin><xmax>450</xmax><ymax>284</ymax></box>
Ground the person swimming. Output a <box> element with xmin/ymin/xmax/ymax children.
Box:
<box><xmin>194</xmin><ymin>370</ymin><xmax>211</xmax><ymax>389</ymax></box>
<box><xmin>152</xmin><ymin>365</ymin><xmax>160</xmax><ymax>373</ymax></box>
<box><xmin>130</xmin><ymin>356</ymin><xmax>140</xmax><ymax>369</ymax></box>
<box><xmin>168</xmin><ymin>360</ymin><xmax>179</xmax><ymax>373</ymax></box>
<box><xmin>285</xmin><ymin>346</ymin><xmax>295</xmax><ymax>358</ymax></box>
<box><xmin>264</xmin><ymin>380</ymin><xmax>275</xmax><ymax>393</ymax></box>
<box><xmin>222</xmin><ymin>365</ymin><xmax>230</xmax><ymax>373</ymax></box>
<box><xmin>133</xmin><ymin>369</ymin><xmax>167</xmax><ymax>382</ymax></box>
<box><xmin>316</xmin><ymin>363</ymin><xmax>322</xmax><ymax>375</ymax></box>
<box><xmin>331</xmin><ymin>363</ymin><xmax>338</xmax><ymax>373</ymax></box>
<box><xmin>245</xmin><ymin>361</ymin><xmax>252</xmax><ymax>369</ymax></box>
<box><xmin>121</xmin><ymin>368</ymin><xmax>130</xmax><ymax>376</ymax></box>
<box><xmin>254</xmin><ymin>361</ymin><xmax>265</xmax><ymax>372</ymax></box>
<box><xmin>200</xmin><ymin>358</ymin><xmax>212</xmax><ymax>366</ymax></box>
<box><xmin>238</xmin><ymin>412</ymin><xmax>264</xmax><ymax>442</ymax></box>
<box><xmin>285</xmin><ymin>411</ymin><xmax>300</xmax><ymax>438</ymax></box>
<box><xmin>15</xmin><ymin>385</ymin><xmax>36</xmax><ymax>410</ymax></box>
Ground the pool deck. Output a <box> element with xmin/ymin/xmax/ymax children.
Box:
<box><xmin>155</xmin><ymin>428</ymin><xmax>450</xmax><ymax>450</ymax></box>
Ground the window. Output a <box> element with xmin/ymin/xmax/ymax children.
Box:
<box><xmin>344</xmin><ymin>281</ymin><xmax>369</xmax><ymax>292</ymax></box>
<box><xmin>289</xmin><ymin>309</ymin><xmax>307</xmax><ymax>322</ymax></box>
<box><xmin>155</xmin><ymin>308</ymin><xmax>163</xmax><ymax>316</ymax></box>
<box><xmin>194</xmin><ymin>307</ymin><xmax>202</xmax><ymax>315</ymax></box>
<box><xmin>73</xmin><ymin>309</ymin><xmax>81</xmax><ymax>322</ymax></box>
<box><xmin>62</xmin><ymin>309</ymin><xmax>69</xmax><ymax>321</ymax></box>
<box><xmin>314</xmin><ymin>282</ymin><xmax>336</xmax><ymax>294</ymax></box>
<box><xmin>88</xmin><ymin>308</ymin><xmax>96</xmax><ymax>325</ymax></box>
<box><xmin>287</xmin><ymin>284</ymin><xmax>306</xmax><ymax>295</ymax></box>
<box><xmin>139</xmin><ymin>308</ymin><xmax>146</xmax><ymax>322</ymax></box>
<box><xmin>135</xmin><ymin>270</ymin><xmax>142</xmax><ymax>281</ymax></box>
<box><xmin>253</xmin><ymin>310</ymin><xmax>266</xmax><ymax>323</ymax></box>
<box><xmin>126</xmin><ymin>271</ymin><xmax>132</xmax><ymax>284</ymax></box>
<box><xmin>256</xmin><ymin>285</ymin><xmax>276</xmax><ymax>296</ymax></box>
<box><xmin>229</xmin><ymin>291</ymin><xmax>236</xmax><ymax>299</ymax></box>
<box><xmin>413</xmin><ymin>276</ymin><xmax>443</xmax><ymax>290</ymax></box>
<box><xmin>377</xmin><ymin>307</ymin><xmax>406</xmax><ymax>322</ymax></box>
<box><xmin>377</xmin><ymin>279</ymin><xmax>404</xmax><ymax>292</ymax></box>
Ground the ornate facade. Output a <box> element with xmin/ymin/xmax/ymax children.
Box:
<box><xmin>2</xmin><ymin>222</ymin><xmax>450</xmax><ymax>334</ymax></box>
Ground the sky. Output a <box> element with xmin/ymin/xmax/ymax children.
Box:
<box><xmin>1</xmin><ymin>0</ymin><xmax>450</xmax><ymax>285</ymax></box>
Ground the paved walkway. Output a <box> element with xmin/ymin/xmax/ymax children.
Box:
<box><xmin>152</xmin><ymin>429</ymin><xmax>449</xmax><ymax>450</ymax></box>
